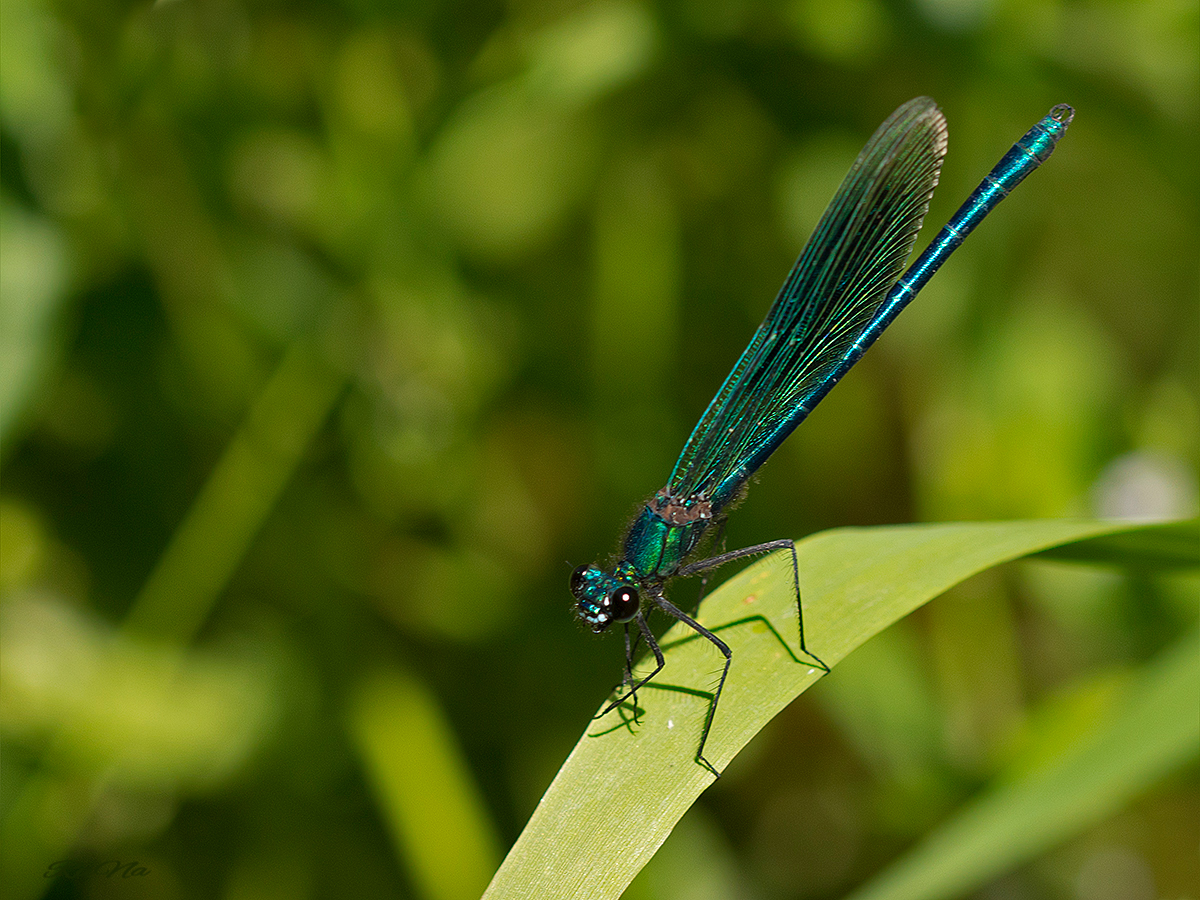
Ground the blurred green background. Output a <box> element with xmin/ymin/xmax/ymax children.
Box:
<box><xmin>1</xmin><ymin>0</ymin><xmax>1196</xmax><ymax>898</ymax></box>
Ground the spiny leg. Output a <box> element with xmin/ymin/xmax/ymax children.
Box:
<box><xmin>608</xmin><ymin>624</ymin><xmax>643</xmax><ymax>699</ymax></box>
<box><xmin>619</xmin><ymin>623</ymin><xmax>644</xmax><ymax>725</ymax></box>
<box><xmin>597</xmin><ymin>612</ymin><xmax>664</xmax><ymax>718</ymax></box>
<box><xmin>780</xmin><ymin>540</ymin><xmax>828</xmax><ymax>673</ymax></box>
<box><xmin>677</xmin><ymin>538</ymin><xmax>828</xmax><ymax>673</ymax></box>
<box><xmin>675</xmin><ymin>537</ymin><xmax>795</xmax><ymax>578</ymax></box>
<box><xmin>646</xmin><ymin>592</ymin><xmax>732</xmax><ymax>777</ymax></box>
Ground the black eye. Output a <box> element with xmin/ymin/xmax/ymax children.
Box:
<box><xmin>607</xmin><ymin>586</ymin><xmax>639</xmax><ymax>622</ymax></box>
<box><xmin>569</xmin><ymin>565</ymin><xmax>589</xmax><ymax>597</ymax></box>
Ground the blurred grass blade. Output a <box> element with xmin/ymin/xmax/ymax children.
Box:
<box><xmin>846</xmin><ymin>628</ymin><xmax>1199</xmax><ymax>900</ymax></box>
<box><xmin>348</xmin><ymin>668</ymin><xmax>501</xmax><ymax>900</ymax></box>
<box><xmin>0</xmin><ymin>342</ymin><xmax>344</xmax><ymax>900</ymax></box>
<box><xmin>0</xmin><ymin>202</ymin><xmax>70</xmax><ymax>454</ymax></box>
<box><xmin>123</xmin><ymin>342</ymin><xmax>344</xmax><ymax>643</ymax></box>
<box><xmin>483</xmin><ymin>519</ymin><xmax>1192</xmax><ymax>900</ymax></box>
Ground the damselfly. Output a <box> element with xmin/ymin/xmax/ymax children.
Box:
<box><xmin>571</xmin><ymin>98</ymin><xmax>1074</xmax><ymax>775</ymax></box>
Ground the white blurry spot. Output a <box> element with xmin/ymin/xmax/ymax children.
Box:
<box><xmin>667</xmin><ymin>719</ymin><xmax>674</xmax><ymax>729</ymax></box>
<box><xmin>1091</xmin><ymin>451</ymin><xmax>1198</xmax><ymax>521</ymax></box>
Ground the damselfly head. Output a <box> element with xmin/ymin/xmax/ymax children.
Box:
<box><xmin>570</xmin><ymin>565</ymin><xmax>640</xmax><ymax>632</ymax></box>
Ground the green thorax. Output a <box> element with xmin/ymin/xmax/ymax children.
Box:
<box><xmin>618</xmin><ymin>491</ymin><xmax>715</xmax><ymax>579</ymax></box>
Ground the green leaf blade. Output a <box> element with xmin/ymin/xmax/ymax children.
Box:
<box><xmin>484</xmin><ymin>519</ymin><xmax>1193</xmax><ymax>899</ymax></box>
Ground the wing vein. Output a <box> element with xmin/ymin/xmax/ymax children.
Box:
<box><xmin>666</xmin><ymin>97</ymin><xmax>949</xmax><ymax>508</ymax></box>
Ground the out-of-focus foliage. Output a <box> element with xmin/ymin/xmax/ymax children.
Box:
<box><xmin>0</xmin><ymin>0</ymin><xmax>1195</xmax><ymax>898</ymax></box>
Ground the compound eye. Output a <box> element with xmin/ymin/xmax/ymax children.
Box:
<box><xmin>607</xmin><ymin>586</ymin><xmax>640</xmax><ymax>623</ymax></box>
<box><xmin>569</xmin><ymin>565</ymin><xmax>589</xmax><ymax>597</ymax></box>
